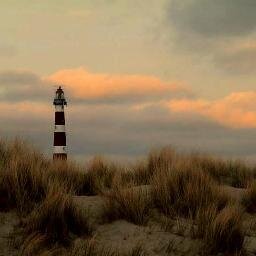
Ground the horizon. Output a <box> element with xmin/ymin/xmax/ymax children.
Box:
<box><xmin>1</xmin><ymin>0</ymin><xmax>256</xmax><ymax>162</ymax></box>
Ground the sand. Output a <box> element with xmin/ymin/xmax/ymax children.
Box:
<box><xmin>0</xmin><ymin>211</ymin><xmax>19</xmax><ymax>256</ymax></box>
<box><xmin>1</xmin><ymin>185</ymin><xmax>256</xmax><ymax>255</ymax></box>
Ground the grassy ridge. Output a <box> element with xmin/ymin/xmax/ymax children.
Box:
<box><xmin>0</xmin><ymin>139</ymin><xmax>255</xmax><ymax>255</ymax></box>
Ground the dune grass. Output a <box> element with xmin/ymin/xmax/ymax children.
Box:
<box><xmin>20</xmin><ymin>187</ymin><xmax>92</xmax><ymax>255</ymax></box>
<box><xmin>151</xmin><ymin>161</ymin><xmax>229</xmax><ymax>217</ymax></box>
<box><xmin>103</xmin><ymin>184</ymin><xmax>151</xmax><ymax>225</ymax></box>
<box><xmin>70</xmin><ymin>239</ymin><xmax>146</xmax><ymax>256</ymax></box>
<box><xmin>78</xmin><ymin>156</ymin><xmax>118</xmax><ymax>196</ymax></box>
<box><xmin>242</xmin><ymin>181</ymin><xmax>256</xmax><ymax>213</ymax></box>
<box><xmin>189</xmin><ymin>153</ymin><xmax>253</xmax><ymax>188</ymax></box>
<box><xmin>20</xmin><ymin>232</ymin><xmax>66</xmax><ymax>256</ymax></box>
<box><xmin>0</xmin><ymin>139</ymin><xmax>252</xmax><ymax>255</ymax></box>
<box><xmin>23</xmin><ymin>188</ymin><xmax>92</xmax><ymax>244</ymax></box>
<box><xmin>197</xmin><ymin>205</ymin><xmax>244</xmax><ymax>254</ymax></box>
<box><xmin>0</xmin><ymin>140</ymin><xmax>120</xmax><ymax>214</ymax></box>
<box><xmin>70</xmin><ymin>238</ymin><xmax>118</xmax><ymax>256</ymax></box>
<box><xmin>0</xmin><ymin>140</ymin><xmax>48</xmax><ymax>214</ymax></box>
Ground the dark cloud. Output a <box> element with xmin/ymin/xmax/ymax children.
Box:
<box><xmin>68</xmin><ymin>108</ymin><xmax>256</xmax><ymax>162</ymax></box>
<box><xmin>2</xmin><ymin>101</ymin><xmax>256</xmax><ymax>162</ymax></box>
<box><xmin>0</xmin><ymin>70</ymin><xmax>41</xmax><ymax>85</ymax></box>
<box><xmin>213</xmin><ymin>47</ymin><xmax>256</xmax><ymax>74</ymax></box>
<box><xmin>1</xmin><ymin>97</ymin><xmax>256</xmax><ymax>162</ymax></box>
<box><xmin>169</xmin><ymin>0</ymin><xmax>256</xmax><ymax>38</ymax></box>
<box><xmin>0</xmin><ymin>70</ymin><xmax>52</xmax><ymax>102</ymax></box>
<box><xmin>165</xmin><ymin>0</ymin><xmax>256</xmax><ymax>75</ymax></box>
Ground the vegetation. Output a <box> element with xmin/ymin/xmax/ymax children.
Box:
<box><xmin>0</xmin><ymin>139</ymin><xmax>254</xmax><ymax>255</ymax></box>
<box><xmin>103</xmin><ymin>184</ymin><xmax>151</xmax><ymax>225</ymax></box>
<box><xmin>23</xmin><ymin>189</ymin><xmax>92</xmax><ymax>244</ymax></box>
<box><xmin>242</xmin><ymin>181</ymin><xmax>256</xmax><ymax>213</ymax></box>
<box><xmin>151</xmin><ymin>162</ymin><xmax>229</xmax><ymax>217</ymax></box>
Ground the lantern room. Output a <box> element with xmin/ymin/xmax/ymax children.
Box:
<box><xmin>53</xmin><ymin>86</ymin><xmax>67</xmax><ymax>106</ymax></box>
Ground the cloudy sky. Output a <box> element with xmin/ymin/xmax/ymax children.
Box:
<box><xmin>1</xmin><ymin>0</ymin><xmax>256</xmax><ymax>162</ymax></box>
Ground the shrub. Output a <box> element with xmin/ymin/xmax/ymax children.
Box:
<box><xmin>121</xmin><ymin>148</ymin><xmax>176</xmax><ymax>187</ymax></box>
<box><xmin>20</xmin><ymin>232</ymin><xmax>66</xmax><ymax>256</ymax></box>
<box><xmin>151</xmin><ymin>163</ymin><xmax>229</xmax><ymax>217</ymax></box>
<box><xmin>23</xmin><ymin>189</ymin><xmax>92</xmax><ymax>245</ymax></box>
<box><xmin>242</xmin><ymin>181</ymin><xmax>256</xmax><ymax>212</ymax></box>
<box><xmin>2</xmin><ymin>142</ymin><xmax>48</xmax><ymax>214</ymax></box>
<box><xmin>103</xmin><ymin>184</ymin><xmax>151</xmax><ymax>225</ymax></box>
<box><xmin>0</xmin><ymin>170</ymin><xmax>13</xmax><ymax>211</ymax></box>
<box><xmin>121</xmin><ymin>161</ymin><xmax>149</xmax><ymax>186</ymax></box>
<box><xmin>204</xmin><ymin>206</ymin><xmax>244</xmax><ymax>254</ymax></box>
<box><xmin>147</xmin><ymin>147</ymin><xmax>176</xmax><ymax>175</ymax></box>
<box><xmin>78</xmin><ymin>157</ymin><xmax>117</xmax><ymax>195</ymax></box>
<box><xmin>46</xmin><ymin>161</ymin><xmax>84</xmax><ymax>194</ymax></box>
<box><xmin>228</xmin><ymin>161</ymin><xmax>252</xmax><ymax>188</ymax></box>
<box><xmin>191</xmin><ymin>154</ymin><xmax>252</xmax><ymax>188</ymax></box>
<box><xmin>190</xmin><ymin>154</ymin><xmax>228</xmax><ymax>182</ymax></box>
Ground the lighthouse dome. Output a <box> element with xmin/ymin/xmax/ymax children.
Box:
<box><xmin>53</xmin><ymin>86</ymin><xmax>67</xmax><ymax>106</ymax></box>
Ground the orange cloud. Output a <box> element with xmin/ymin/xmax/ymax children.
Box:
<box><xmin>168</xmin><ymin>91</ymin><xmax>256</xmax><ymax>128</ymax></box>
<box><xmin>47</xmin><ymin>67</ymin><xmax>186</xmax><ymax>101</ymax></box>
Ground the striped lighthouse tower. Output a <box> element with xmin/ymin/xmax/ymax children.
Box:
<box><xmin>53</xmin><ymin>86</ymin><xmax>67</xmax><ymax>160</ymax></box>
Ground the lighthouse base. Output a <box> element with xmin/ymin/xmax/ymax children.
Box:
<box><xmin>53</xmin><ymin>153</ymin><xmax>67</xmax><ymax>161</ymax></box>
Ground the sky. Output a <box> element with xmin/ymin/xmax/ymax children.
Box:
<box><xmin>1</xmin><ymin>0</ymin><xmax>256</xmax><ymax>162</ymax></box>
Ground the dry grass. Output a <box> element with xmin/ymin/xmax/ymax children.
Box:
<box><xmin>70</xmin><ymin>239</ymin><xmax>146</xmax><ymax>256</ymax></box>
<box><xmin>70</xmin><ymin>238</ymin><xmax>118</xmax><ymax>256</ymax></box>
<box><xmin>46</xmin><ymin>161</ymin><xmax>84</xmax><ymax>194</ymax></box>
<box><xmin>0</xmin><ymin>139</ymin><xmax>253</xmax><ymax>255</ymax></box>
<box><xmin>197</xmin><ymin>205</ymin><xmax>244</xmax><ymax>254</ymax></box>
<box><xmin>79</xmin><ymin>156</ymin><xmax>118</xmax><ymax>195</ymax></box>
<box><xmin>103</xmin><ymin>184</ymin><xmax>151</xmax><ymax>225</ymax></box>
<box><xmin>148</xmin><ymin>147</ymin><xmax>176</xmax><ymax>174</ymax></box>
<box><xmin>0</xmin><ymin>140</ymin><xmax>119</xmax><ymax>214</ymax></box>
<box><xmin>242</xmin><ymin>181</ymin><xmax>256</xmax><ymax>213</ymax></box>
<box><xmin>120</xmin><ymin>161</ymin><xmax>149</xmax><ymax>186</ymax></box>
<box><xmin>190</xmin><ymin>154</ymin><xmax>253</xmax><ymax>188</ymax></box>
<box><xmin>20</xmin><ymin>232</ymin><xmax>66</xmax><ymax>256</ymax></box>
<box><xmin>126</xmin><ymin>244</ymin><xmax>146</xmax><ymax>256</ymax></box>
<box><xmin>70</xmin><ymin>238</ymin><xmax>98</xmax><ymax>256</ymax></box>
<box><xmin>1</xmin><ymin>140</ymin><xmax>48</xmax><ymax>214</ymax></box>
<box><xmin>151</xmin><ymin>161</ymin><xmax>229</xmax><ymax>217</ymax></box>
<box><xmin>22</xmin><ymin>187</ymin><xmax>92</xmax><ymax>248</ymax></box>
<box><xmin>120</xmin><ymin>147</ymin><xmax>176</xmax><ymax>187</ymax></box>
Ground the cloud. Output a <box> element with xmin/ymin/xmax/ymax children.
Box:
<box><xmin>169</xmin><ymin>0</ymin><xmax>256</xmax><ymax>38</ymax></box>
<box><xmin>0</xmin><ymin>43</ymin><xmax>17</xmax><ymax>57</ymax></box>
<box><xmin>0</xmin><ymin>70</ymin><xmax>52</xmax><ymax>102</ymax></box>
<box><xmin>0</xmin><ymin>68</ymin><xmax>189</xmax><ymax>104</ymax></box>
<box><xmin>0</xmin><ymin>102</ymin><xmax>51</xmax><ymax>122</ymax></box>
<box><xmin>1</xmin><ymin>97</ymin><xmax>256</xmax><ymax>162</ymax></box>
<box><xmin>47</xmin><ymin>67</ymin><xmax>188</xmax><ymax>103</ymax></box>
<box><xmin>168</xmin><ymin>91</ymin><xmax>256</xmax><ymax>128</ymax></box>
<box><xmin>0</xmin><ymin>70</ymin><xmax>41</xmax><ymax>85</ymax></box>
<box><xmin>166</xmin><ymin>0</ymin><xmax>256</xmax><ymax>75</ymax></box>
<box><xmin>213</xmin><ymin>43</ymin><xmax>256</xmax><ymax>74</ymax></box>
<box><xmin>2</xmin><ymin>68</ymin><xmax>256</xmax><ymax>161</ymax></box>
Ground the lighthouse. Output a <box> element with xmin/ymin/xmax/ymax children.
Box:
<box><xmin>53</xmin><ymin>86</ymin><xmax>67</xmax><ymax>160</ymax></box>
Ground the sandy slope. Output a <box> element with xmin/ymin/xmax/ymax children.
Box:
<box><xmin>72</xmin><ymin>185</ymin><xmax>256</xmax><ymax>256</ymax></box>
<box><xmin>2</xmin><ymin>185</ymin><xmax>256</xmax><ymax>255</ymax></box>
<box><xmin>0</xmin><ymin>212</ymin><xmax>19</xmax><ymax>256</ymax></box>
<box><xmin>73</xmin><ymin>194</ymin><xmax>203</xmax><ymax>255</ymax></box>
<box><xmin>95</xmin><ymin>220</ymin><xmax>203</xmax><ymax>256</ymax></box>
